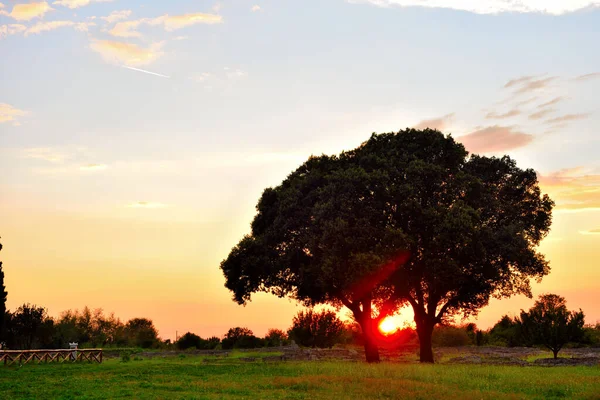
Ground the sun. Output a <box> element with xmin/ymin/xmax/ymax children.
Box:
<box><xmin>379</xmin><ymin>316</ymin><xmax>400</xmax><ymax>335</ymax></box>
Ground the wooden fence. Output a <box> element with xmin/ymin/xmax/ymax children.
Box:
<box><xmin>0</xmin><ymin>349</ymin><xmax>102</xmax><ymax>366</ymax></box>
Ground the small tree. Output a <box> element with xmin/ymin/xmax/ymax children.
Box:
<box><xmin>488</xmin><ymin>315</ymin><xmax>525</xmax><ymax>347</ymax></box>
<box><xmin>288</xmin><ymin>310</ymin><xmax>345</xmax><ymax>348</ymax></box>
<box><xmin>176</xmin><ymin>332</ymin><xmax>203</xmax><ymax>350</ymax></box>
<box><xmin>264</xmin><ymin>328</ymin><xmax>288</xmax><ymax>347</ymax></box>
<box><xmin>0</xmin><ymin>239</ymin><xmax>7</xmax><ymax>343</ymax></box>
<box><xmin>222</xmin><ymin>327</ymin><xmax>262</xmax><ymax>349</ymax></box>
<box><xmin>520</xmin><ymin>294</ymin><xmax>585</xmax><ymax>358</ymax></box>
<box><xmin>124</xmin><ymin>318</ymin><xmax>159</xmax><ymax>348</ymax></box>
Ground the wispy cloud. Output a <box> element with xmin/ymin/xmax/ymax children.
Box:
<box><xmin>0</xmin><ymin>1</ymin><xmax>53</xmax><ymax>21</ymax></box>
<box><xmin>0</xmin><ymin>103</ymin><xmax>28</xmax><ymax>125</ymax></box>
<box><xmin>25</xmin><ymin>20</ymin><xmax>95</xmax><ymax>36</ymax></box>
<box><xmin>539</xmin><ymin>167</ymin><xmax>600</xmax><ymax>212</ymax></box>
<box><xmin>53</xmin><ymin>0</ymin><xmax>114</xmax><ymax>9</ymax></box>
<box><xmin>511</xmin><ymin>76</ymin><xmax>557</xmax><ymax>95</ymax></box>
<box><xmin>126</xmin><ymin>201</ymin><xmax>168</xmax><ymax>209</ymax></box>
<box><xmin>90</xmin><ymin>39</ymin><xmax>165</xmax><ymax>66</ymax></box>
<box><xmin>224</xmin><ymin>67</ymin><xmax>248</xmax><ymax>79</ymax></box>
<box><xmin>101</xmin><ymin>10</ymin><xmax>131</xmax><ymax>24</ymax></box>
<box><xmin>108</xmin><ymin>12</ymin><xmax>222</xmax><ymax>38</ymax></box>
<box><xmin>537</xmin><ymin>96</ymin><xmax>564</xmax><ymax>108</ymax></box>
<box><xmin>485</xmin><ymin>109</ymin><xmax>520</xmax><ymax>119</ymax></box>
<box><xmin>458</xmin><ymin>126</ymin><xmax>533</xmax><ymax>153</ymax></box>
<box><xmin>348</xmin><ymin>1</ymin><xmax>600</xmax><ymax>15</ymax></box>
<box><xmin>579</xmin><ymin>229</ymin><xmax>600</xmax><ymax>235</ymax></box>
<box><xmin>0</xmin><ymin>24</ymin><xmax>27</xmax><ymax>39</ymax></box>
<box><xmin>574</xmin><ymin>72</ymin><xmax>600</xmax><ymax>82</ymax></box>
<box><xmin>22</xmin><ymin>147</ymin><xmax>69</xmax><ymax>163</ymax></box>
<box><xmin>413</xmin><ymin>113</ymin><xmax>454</xmax><ymax>131</ymax></box>
<box><xmin>546</xmin><ymin>114</ymin><xmax>589</xmax><ymax>124</ymax></box>
<box><xmin>80</xmin><ymin>163</ymin><xmax>107</xmax><ymax>171</ymax></box>
<box><xmin>529</xmin><ymin>108</ymin><xmax>555</xmax><ymax>120</ymax></box>
<box><xmin>515</xmin><ymin>97</ymin><xmax>538</xmax><ymax>107</ymax></box>
<box><xmin>252</xmin><ymin>5</ymin><xmax>261</xmax><ymax>12</ymax></box>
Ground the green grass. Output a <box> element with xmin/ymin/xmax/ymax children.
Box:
<box><xmin>0</xmin><ymin>356</ymin><xmax>598</xmax><ymax>399</ymax></box>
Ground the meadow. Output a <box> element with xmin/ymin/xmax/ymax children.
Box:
<box><xmin>0</xmin><ymin>351</ymin><xmax>598</xmax><ymax>399</ymax></box>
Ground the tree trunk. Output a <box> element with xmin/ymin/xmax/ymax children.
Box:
<box><xmin>553</xmin><ymin>348</ymin><xmax>558</xmax><ymax>359</ymax></box>
<box><xmin>358</xmin><ymin>317</ymin><xmax>380</xmax><ymax>363</ymax></box>
<box><xmin>416</xmin><ymin>322</ymin><xmax>435</xmax><ymax>363</ymax></box>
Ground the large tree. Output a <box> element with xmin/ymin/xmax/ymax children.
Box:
<box><xmin>220</xmin><ymin>129</ymin><xmax>553</xmax><ymax>363</ymax></box>
<box><xmin>519</xmin><ymin>294</ymin><xmax>585</xmax><ymax>358</ymax></box>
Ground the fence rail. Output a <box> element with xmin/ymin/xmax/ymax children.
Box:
<box><xmin>0</xmin><ymin>349</ymin><xmax>102</xmax><ymax>366</ymax></box>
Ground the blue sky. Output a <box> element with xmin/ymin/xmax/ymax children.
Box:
<box><xmin>1</xmin><ymin>0</ymin><xmax>599</xmax><ymax>338</ymax></box>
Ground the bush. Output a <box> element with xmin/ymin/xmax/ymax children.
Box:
<box><xmin>432</xmin><ymin>325</ymin><xmax>471</xmax><ymax>347</ymax></box>
<box><xmin>222</xmin><ymin>327</ymin><xmax>262</xmax><ymax>350</ymax></box>
<box><xmin>287</xmin><ymin>309</ymin><xmax>345</xmax><ymax>348</ymax></box>
<box><xmin>176</xmin><ymin>332</ymin><xmax>203</xmax><ymax>350</ymax></box>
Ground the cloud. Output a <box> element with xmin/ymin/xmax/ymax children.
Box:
<box><xmin>109</xmin><ymin>12</ymin><xmax>222</xmax><ymax>38</ymax></box>
<box><xmin>252</xmin><ymin>5</ymin><xmax>261</xmax><ymax>12</ymax></box>
<box><xmin>0</xmin><ymin>103</ymin><xmax>28</xmax><ymax>125</ymax></box>
<box><xmin>1</xmin><ymin>1</ymin><xmax>53</xmax><ymax>21</ymax></box>
<box><xmin>504</xmin><ymin>76</ymin><xmax>535</xmax><ymax>88</ymax></box>
<box><xmin>515</xmin><ymin>97</ymin><xmax>538</xmax><ymax>107</ymax></box>
<box><xmin>485</xmin><ymin>109</ymin><xmax>520</xmax><ymax>119</ymax></box>
<box><xmin>25</xmin><ymin>20</ymin><xmax>95</xmax><ymax>35</ymax></box>
<box><xmin>349</xmin><ymin>1</ymin><xmax>600</xmax><ymax>15</ymax></box>
<box><xmin>458</xmin><ymin>125</ymin><xmax>534</xmax><ymax>153</ymax></box>
<box><xmin>191</xmin><ymin>72</ymin><xmax>212</xmax><ymax>83</ymax></box>
<box><xmin>529</xmin><ymin>108</ymin><xmax>555</xmax><ymax>120</ymax></box>
<box><xmin>512</xmin><ymin>77</ymin><xmax>557</xmax><ymax>94</ymax></box>
<box><xmin>413</xmin><ymin>113</ymin><xmax>454</xmax><ymax>130</ymax></box>
<box><xmin>101</xmin><ymin>10</ymin><xmax>131</xmax><ymax>24</ymax></box>
<box><xmin>0</xmin><ymin>24</ymin><xmax>27</xmax><ymax>39</ymax></box>
<box><xmin>546</xmin><ymin>114</ymin><xmax>589</xmax><ymax>124</ymax></box>
<box><xmin>574</xmin><ymin>72</ymin><xmax>600</xmax><ymax>81</ymax></box>
<box><xmin>22</xmin><ymin>148</ymin><xmax>68</xmax><ymax>163</ymax></box>
<box><xmin>539</xmin><ymin>167</ymin><xmax>600</xmax><ymax>211</ymax></box>
<box><xmin>580</xmin><ymin>229</ymin><xmax>600</xmax><ymax>235</ymax></box>
<box><xmin>537</xmin><ymin>96</ymin><xmax>564</xmax><ymax>108</ymax></box>
<box><xmin>225</xmin><ymin>67</ymin><xmax>248</xmax><ymax>79</ymax></box>
<box><xmin>79</xmin><ymin>163</ymin><xmax>107</xmax><ymax>171</ymax></box>
<box><xmin>126</xmin><ymin>201</ymin><xmax>168</xmax><ymax>209</ymax></box>
<box><xmin>90</xmin><ymin>39</ymin><xmax>165</xmax><ymax>66</ymax></box>
<box><xmin>53</xmin><ymin>0</ymin><xmax>113</xmax><ymax>9</ymax></box>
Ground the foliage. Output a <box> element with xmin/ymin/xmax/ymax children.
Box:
<box><xmin>519</xmin><ymin>294</ymin><xmax>585</xmax><ymax>358</ymax></box>
<box><xmin>581</xmin><ymin>323</ymin><xmax>600</xmax><ymax>347</ymax></box>
<box><xmin>488</xmin><ymin>315</ymin><xmax>526</xmax><ymax>347</ymax></box>
<box><xmin>124</xmin><ymin>318</ymin><xmax>160</xmax><ymax>349</ymax></box>
<box><xmin>221</xmin><ymin>327</ymin><xmax>263</xmax><ymax>349</ymax></box>
<box><xmin>176</xmin><ymin>332</ymin><xmax>221</xmax><ymax>350</ymax></box>
<box><xmin>432</xmin><ymin>325</ymin><xmax>472</xmax><ymax>347</ymax></box>
<box><xmin>4</xmin><ymin>304</ymin><xmax>54</xmax><ymax>349</ymax></box>
<box><xmin>287</xmin><ymin>310</ymin><xmax>345</xmax><ymax>348</ymax></box>
<box><xmin>220</xmin><ymin>129</ymin><xmax>554</xmax><ymax>363</ymax></box>
<box><xmin>264</xmin><ymin>328</ymin><xmax>288</xmax><ymax>347</ymax></box>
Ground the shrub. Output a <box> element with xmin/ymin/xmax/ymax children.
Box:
<box><xmin>222</xmin><ymin>327</ymin><xmax>262</xmax><ymax>350</ymax></box>
<box><xmin>287</xmin><ymin>310</ymin><xmax>345</xmax><ymax>348</ymax></box>
<box><xmin>264</xmin><ymin>329</ymin><xmax>288</xmax><ymax>347</ymax></box>
<box><xmin>176</xmin><ymin>332</ymin><xmax>203</xmax><ymax>350</ymax></box>
<box><xmin>432</xmin><ymin>325</ymin><xmax>471</xmax><ymax>347</ymax></box>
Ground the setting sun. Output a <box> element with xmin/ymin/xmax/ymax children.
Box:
<box><xmin>379</xmin><ymin>317</ymin><xmax>400</xmax><ymax>335</ymax></box>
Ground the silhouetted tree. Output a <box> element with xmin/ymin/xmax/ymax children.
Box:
<box><xmin>0</xmin><ymin>239</ymin><xmax>7</xmax><ymax>344</ymax></box>
<box><xmin>220</xmin><ymin>129</ymin><xmax>553</xmax><ymax>363</ymax></box>
<box><xmin>288</xmin><ymin>310</ymin><xmax>345</xmax><ymax>348</ymax></box>
<box><xmin>176</xmin><ymin>332</ymin><xmax>203</xmax><ymax>350</ymax></box>
<box><xmin>520</xmin><ymin>294</ymin><xmax>585</xmax><ymax>358</ymax></box>
<box><xmin>222</xmin><ymin>327</ymin><xmax>262</xmax><ymax>349</ymax></box>
<box><xmin>488</xmin><ymin>315</ymin><xmax>525</xmax><ymax>347</ymax></box>
<box><xmin>124</xmin><ymin>318</ymin><xmax>159</xmax><ymax>348</ymax></box>
<box><xmin>264</xmin><ymin>328</ymin><xmax>288</xmax><ymax>347</ymax></box>
<box><xmin>5</xmin><ymin>304</ymin><xmax>53</xmax><ymax>349</ymax></box>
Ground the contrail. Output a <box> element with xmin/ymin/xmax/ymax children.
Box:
<box><xmin>122</xmin><ymin>65</ymin><xmax>170</xmax><ymax>78</ymax></box>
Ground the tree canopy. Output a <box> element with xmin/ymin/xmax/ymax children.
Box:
<box><xmin>220</xmin><ymin>129</ymin><xmax>554</xmax><ymax>362</ymax></box>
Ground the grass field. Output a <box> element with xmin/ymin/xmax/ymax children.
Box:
<box><xmin>0</xmin><ymin>352</ymin><xmax>598</xmax><ymax>399</ymax></box>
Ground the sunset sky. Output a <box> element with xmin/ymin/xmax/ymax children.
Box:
<box><xmin>1</xmin><ymin>0</ymin><xmax>599</xmax><ymax>340</ymax></box>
